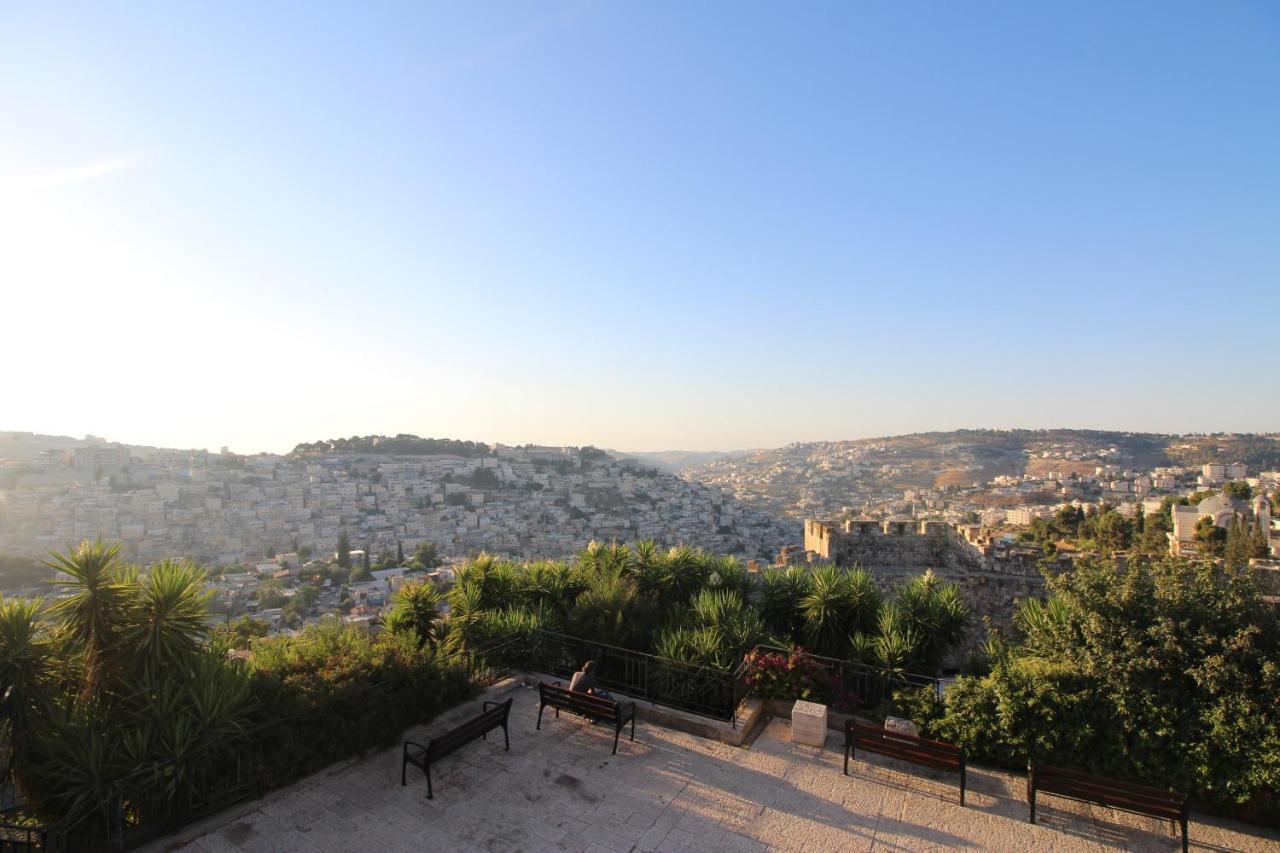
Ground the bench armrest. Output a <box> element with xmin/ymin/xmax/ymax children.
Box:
<box><xmin>482</xmin><ymin>700</ymin><xmax>504</xmax><ymax>711</ymax></box>
<box><xmin>621</xmin><ymin>701</ymin><xmax>637</xmax><ymax>720</ymax></box>
<box><xmin>403</xmin><ymin>740</ymin><xmax>427</xmax><ymax>751</ymax></box>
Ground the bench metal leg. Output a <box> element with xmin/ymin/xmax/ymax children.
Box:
<box><xmin>425</xmin><ymin>763</ymin><xmax>433</xmax><ymax>800</ymax></box>
<box><xmin>1180</xmin><ymin>813</ymin><xmax>1188</xmax><ymax>853</ymax></box>
<box><xmin>612</xmin><ymin>724</ymin><xmax>621</xmax><ymax>755</ymax></box>
<box><xmin>843</xmin><ymin>744</ymin><xmax>850</xmax><ymax>775</ymax></box>
<box><xmin>959</xmin><ymin>764</ymin><xmax>966</xmax><ymax>807</ymax></box>
<box><xmin>630</xmin><ymin>714</ymin><xmax>636</xmax><ymax>741</ymax></box>
<box><xmin>401</xmin><ymin>751</ymin><xmax>408</xmax><ymax>787</ymax></box>
<box><xmin>537</xmin><ymin>704</ymin><xmax>545</xmax><ymax>730</ymax></box>
<box><xmin>503</xmin><ymin>723</ymin><xmax>510</xmax><ymax>751</ymax></box>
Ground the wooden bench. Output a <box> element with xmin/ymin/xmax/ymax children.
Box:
<box><xmin>536</xmin><ymin>681</ymin><xmax>636</xmax><ymax>755</ymax></box>
<box><xmin>401</xmin><ymin>698</ymin><xmax>512</xmax><ymax>798</ymax></box>
<box><xmin>1028</xmin><ymin>762</ymin><xmax>1189</xmax><ymax>852</ymax></box>
<box><xmin>844</xmin><ymin>719</ymin><xmax>967</xmax><ymax>805</ymax></box>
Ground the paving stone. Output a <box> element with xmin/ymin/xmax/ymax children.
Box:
<box><xmin>146</xmin><ymin>679</ymin><xmax>1280</xmax><ymax>853</ymax></box>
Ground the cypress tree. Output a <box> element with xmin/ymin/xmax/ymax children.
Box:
<box><xmin>336</xmin><ymin>530</ymin><xmax>351</xmax><ymax>569</ymax></box>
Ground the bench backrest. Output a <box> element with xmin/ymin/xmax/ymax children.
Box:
<box><xmin>846</xmin><ymin>720</ymin><xmax>963</xmax><ymax>769</ymax></box>
<box><xmin>1032</xmin><ymin>763</ymin><xmax>1186</xmax><ymax>819</ymax></box>
<box><xmin>427</xmin><ymin>698</ymin><xmax>511</xmax><ymax>761</ymax></box>
<box><xmin>539</xmin><ymin>682</ymin><xmax>621</xmax><ymax>720</ymax></box>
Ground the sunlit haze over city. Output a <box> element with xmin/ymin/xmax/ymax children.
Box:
<box><xmin>3</xmin><ymin>2</ymin><xmax>1277</xmax><ymax>453</ymax></box>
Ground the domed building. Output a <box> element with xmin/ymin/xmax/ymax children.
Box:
<box><xmin>1170</xmin><ymin>491</ymin><xmax>1272</xmax><ymax>556</ymax></box>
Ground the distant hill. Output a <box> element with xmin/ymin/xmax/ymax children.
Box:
<box><xmin>608</xmin><ymin>449</ymin><xmax>736</xmax><ymax>473</ymax></box>
<box><xmin>0</xmin><ymin>431</ymin><xmax>90</xmax><ymax>462</ymax></box>
<box><xmin>290</xmin><ymin>434</ymin><xmax>494</xmax><ymax>458</ymax></box>
<box><xmin>682</xmin><ymin>429</ymin><xmax>1280</xmax><ymax>520</ymax></box>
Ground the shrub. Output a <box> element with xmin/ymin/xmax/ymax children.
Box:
<box><xmin>741</xmin><ymin>648</ymin><xmax>838</xmax><ymax>705</ymax></box>
<box><xmin>246</xmin><ymin>619</ymin><xmax>472</xmax><ymax>786</ymax></box>
<box><xmin>910</xmin><ymin>556</ymin><xmax>1280</xmax><ymax>826</ymax></box>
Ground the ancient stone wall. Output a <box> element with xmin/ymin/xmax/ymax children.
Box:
<box><xmin>803</xmin><ymin>518</ymin><xmax>1055</xmax><ymax>667</ymax></box>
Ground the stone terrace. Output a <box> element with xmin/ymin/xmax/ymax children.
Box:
<box><xmin>153</xmin><ymin>679</ymin><xmax>1279</xmax><ymax>853</ymax></box>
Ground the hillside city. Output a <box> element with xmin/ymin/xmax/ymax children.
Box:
<box><xmin>685</xmin><ymin>431</ymin><xmax>1280</xmax><ymax>530</ymax></box>
<box><xmin>2</xmin><ymin>430</ymin><xmax>1278</xmax><ymax>642</ymax></box>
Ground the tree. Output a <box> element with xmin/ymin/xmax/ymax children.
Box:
<box><xmin>14</xmin><ymin>542</ymin><xmax>253</xmax><ymax>830</ymax></box>
<box><xmin>219</xmin><ymin>616</ymin><xmax>269</xmax><ymax>649</ymax></box>
<box><xmin>349</xmin><ymin>550</ymin><xmax>373</xmax><ymax>584</ymax></box>
<box><xmin>117</xmin><ymin>560</ymin><xmax>213</xmax><ymax>676</ymax></box>
<box><xmin>1195</xmin><ymin>516</ymin><xmax>1227</xmax><ymax>557</ymax></box>
<box><xmin>282</xmin><ymin>586</ymin><xmax>319</xmax><ymax>627</ymax></box>
<box><xmin>1223</xmin><ymin>481</ymin><xmax>1253</xmax><ymax>501</ymax></box>
<box><xmin>336</xmin><ymin>531</ymin><xmax>351</xmax><ymax>569</ymax></box>
<box><xmin>1250</xmin><ymin>521</ymin><xmax>1271</xmax><ymax>559</ymax></box>
<box><xmin>411</xmin><ymin>541</ymin><xmax>440</xmax><ymax>570</ymax></box>
<box><xmin>1224</xmin><ymin>515</ymin><xmax>1254</xmax><ymax>570</ymax></box>
<box><xmin>256</xmin><ymin>579</ymin><xmax>287</xmax><ymax>609</ymax></box>
<box><xmin>384</xmin><ymin>580</ymin><xmax>440</xmax><ymax>647</ymax></box>
<box><xmin>1052</xmin><ymin>505</ymin><xmax>1084</xmax><ymax>539</ymax></box>
<box><xmin>45</xmin><ymin>540</ymin><xmax>132</xmax><ymax>698</ymax></box>
<box><xmin>1090</xmin><ymin>510</ymin><xmax>1131</xmax><ymax>553</ymax></box>
<box><xmin>0</xmin><ymin>596</ymin><xmax>54</xmax><ymax>769</ymax></box>
<box><xmin>800</xmin><ymin>565</ymin><xmax>879</xmax><ymax>657</ymax></box>
<box><xmin>916</xmin><ymin>556</ymin><xmax>1280</xmax><ymax>816</ymax></box>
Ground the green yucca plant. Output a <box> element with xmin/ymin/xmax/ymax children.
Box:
<box><xmin>0</xmin><ymin>595</ymin><xmax>54</xmax><ymax>770</ymax></box>
<box><xmin>46</xmin><ymin>540</ymin><xmax>132</xmax><ymax>698</ymax></box>
<box><xmin>707</xmin><ymin>556</ymin><xmax>754</xmax><ymax>599</ymax></box>
<box><xmin>891</xmin><ymin>570</ymin><xmax>969</xmax><ymax>669</ymax></box>
<box><xmin>117</xmin><ymin>560</ymin><xmax>214</xmax><ymax>678</ymax></box>
<box><xmin>384</xmin><ymin>580</ymin><xmax>441</xmax><ymax>648</ymax></box>
<box><xmin>801</xmin><ymin>565</ymin><xmax>881</xmax><ymax>657</ymax></box>
<box><xmin>757</xmin><ymin>566</ymin><xmax>809</xmax><ymax>639</ymax></box>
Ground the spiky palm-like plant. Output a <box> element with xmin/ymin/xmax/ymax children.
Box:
<box><xmin>118</xmin><ymin>560</ymin><xmax>213</xmax><ymax>677</ymax></box>
<box><xmin>1014</xmin><ymin>595</ymin><xmax>1070</xmax><ymax>655</ymax></box>
<box><xmin>46</xmin><ymin>540</ymin><xmax>132</xmax><ymax>698</ymax></box>
<box><xmin>0</xmin><ymin>596</ymin><xmax>54</xmax><ymax>773</ymax></box>
<box><xmin>891</xmin><ymin>570</ymin><xmax>969</xmax><ymax>669</ymax></box>
<box><xmin>660</xmin><ymin>546</ymin><xmax>709</xmax><ymax>606</ymax></box>
<box><xmin>442</xmin><ymin>581</ymin><xmax>486</xmax><ymax>654</ymax></box>
<box><xmin>568</xmin><ymin>571</ymin><xmax>646</xmax><ymax>647</ymax></box>
<box><xmin>707</xmin><ymin>556</ymin><xmax>754</xmax><ymax>599</ymax></box>
<box><xmin>873</xmin><ymin>603</ymin><xmax>923</xmax><ymax>679</ymax></box>
<box><xmin>385</xmin><ymin>580</ymin><xmax>441</xmax><ymax>647</ymax></box>
<box><xmin>801</xmin><ymin>566</ymin><xmax>881</xmax><ymax>657</ymax></box>
<box><xmin>628</xmin><ymin>539</ymin><xmax>660</xmax><ymax>576</ymax></box>
<box><xmin>758</xmin><ymin>566</ymin><xmax>809</xmax><ymax>640</ymax></box>
<box><xmin>688</xmin><ymin>588</ymin><xmax>768</xmax><ymax>659</ymax></box>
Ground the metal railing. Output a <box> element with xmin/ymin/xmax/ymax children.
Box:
<box><xmin>14</xmin><ymin>637</ymin><xmax>517</xmax><ymax>852</ymax></box>
<box><xmin>488</xmin><ymin>629</ymin><xmax>751</xmax><ymax>725</ymax></box>
<box><xmin>743</xmin><ymin>645</ymin><xmax>942</xmax><ymax>712</ymax></box>
<box><xmin>0</xmin><ymin>824</ymin><xmax>48</xmax><ymax>853</ymax></box>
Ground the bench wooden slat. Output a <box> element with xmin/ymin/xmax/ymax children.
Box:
<box><xmin>537</xmin><ymin>682</ymin><xmax>637</xmax><ymax>755</ymax></box>
<box><xmin>843</xmin><ymin>719</ymin><xmax>967</xmax><ymax>806</ymax></box>
<box><xmin>402</xmin><ymin>698</ymin><xmax>512</xmax><ymax>799</ymax></box>
<box><xmin>1040</xmin><ymin>779</ymin><xmax>1183</xmax><ymax>811</ymax></box>
<box><xmin>1029</xmin><ymin>762</ymin><xmax>1188</xmax><ymax>852</ymax></box>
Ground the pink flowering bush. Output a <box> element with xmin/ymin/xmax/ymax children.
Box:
<box><xmin>741</xmin><ymin>647</ymin><xmax>838</xmax><ymax>705</ymax></box>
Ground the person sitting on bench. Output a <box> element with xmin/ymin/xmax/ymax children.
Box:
<box><xmin>569</xmin><ymin>660</ymin><xmax>612</xmax><ymax>699</ymax></box>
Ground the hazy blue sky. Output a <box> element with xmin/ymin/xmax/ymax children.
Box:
<box><xmin>2</xmin><ymin>2</ymin><xmax>1277</xmax><ymax>453</ymax></box>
